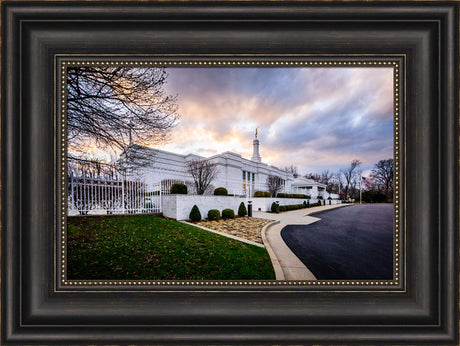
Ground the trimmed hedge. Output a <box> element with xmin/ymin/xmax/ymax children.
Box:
<box><xmin>170</xmin><ymin>183</ymin><xmax>187</xmax><ymax>194</ymax></box>
<box><xmin>317</xmin><ymin>195</ymin><xmax>323</xmax><ymax>199</ymax></box>
<box><xmin>271</xmin><ymin>202</ymin><xmax>277</xmax><ymax>213</ymax></box>
<box><xmin>275</xmin><ymin>201</ymin><xmax>323</xmax><ymax>212</ymax></box>
<box><xmin>254</xmin><ymin>191</ymin><xmax>271</xmax><ymax>197</ymax></box>
<box><xmin>277</xmin><ymin>193</ymin><xmax>311</xmax><ymax>199</ymax></box>
<box><xmin>189</xmin><ymin>205</ymin><xmax>202</xmax><ymax>221</ymax></box>
<box><xmin>213</xmin><ymin>187</ymin><xmax>228</xmax><ymax>196</ymax></box>
<box><xmin>222</xmin><ymin>208</ymin><xmax>235</xmax><ymax>219</ymax></box>
<box><xmin>238</xmin><ymin>202</ymin><xmax>247</xmax><ymax>217</ymax></box>
<box><xmin>207</xmin><ymin>209</ymin><xmax>220</xmax><ymax>220</ymax></box>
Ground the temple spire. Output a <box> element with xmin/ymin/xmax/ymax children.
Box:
<box><xmin>251</xmin><ymin>127</ymin><xmax>261</xmax><ymax>162</ymax></box>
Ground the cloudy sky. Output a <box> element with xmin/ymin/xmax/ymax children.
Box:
<box><xmin>158</xmin><ymin>67</ymin><xmax>394</xmax><ymax>176</ymax></box>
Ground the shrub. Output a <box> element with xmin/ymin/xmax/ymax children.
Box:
<box><xmin>279</xmin><ymin>205</ymin><xmax>286</xmax><ymax>212</ymax></box>
<box><xmin>207</xmin><ymin>209</ymin><xmax>220</xmax><ymax>220</ymax></box>
<box><xmin>317</xmin><ymin>195</ymin><xmax>323</xmax><ymax>200</ymax></box>
<box><xmin>328</xmin><ymin>196</ymin><xmax>332</xmax><ymax>200</ymax></box>
<box><xmin>222</xmin><ymin>208</ymin><xmax>235</xmax><ymax>219</ymax></box>
<box><xmin>170</xmin><ymin>183</ymin><xmax>187</xmax><ymax>194</ymax></box>
<box><xmin>189</xmin><ymin>205</ymin><xmax>202</xmax><ymax>221</ymax></box>
<box><xmin>238</xmin><ymin>202</ymin><xmax>247</xmax><ymax>216</ymax></box>
<box><xmin>271</xmin><ymin>202</ymin><xmax>277</xmax><ymax>213</ymax></box>
<box><xmin>303</xmin><ymin>201</ymin><xmax>307</xmax><ymax>207</ymax></box>
<box><xmin>276</xmin><ymin>193</ymin><xmax>311</xmax><ymax>199</ymax></box>
<box><xmin>214</xmin><ymin>187</ymin><xmax>228</xmax><ymax>196</ymax></box>
<box><xmin>254</xmin><ymin>191</ymin><xmax>270</xmax><ymax>197</ymax></box>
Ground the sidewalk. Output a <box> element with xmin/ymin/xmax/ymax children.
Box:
<box><xmin>256</xmin><ymin>203</ymin><xmax>349</xmax><ymax>280</ymax></box>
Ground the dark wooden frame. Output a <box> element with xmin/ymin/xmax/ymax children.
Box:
<box><xmin>2</xmin><ymin>1</ymin><xmax>458</xmax><ymax>345</ymax></box>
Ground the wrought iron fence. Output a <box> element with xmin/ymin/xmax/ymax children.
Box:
<box><xmin>67</xmin><ymin>172</ymin><xmax>161</xmax><ymax>216</ymax></box>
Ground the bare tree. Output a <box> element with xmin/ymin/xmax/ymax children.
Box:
<box><xmin>117</xmin><ymin>144</ymin><xmax>158</xmax><ymax>173</ymax></box>
<box><xmin>328</xmin><ymin>173</ymin><xmax>343</xmax><ymax>195</ymax></box>
<box><xmin>317</xmin><ymin>169</ymin><xmax>332</xmax><ymax>192</ymax></box>
<box><xmin>187</xmin><ymin>159</ymin><xmax>219</xmax><ymax>195</ymax></box>
<box><xmin>340</xmin><ymin>159</ymin><xmax>362</xmax><ymax>197</ymax></box>
<box><xmin>284</xmin><ymin>165</ymin><xmax>299</xmax><ymax>178</ymax></box>
<box><xmin>304</xmin><ymin>172</ymin><xmax>321</xmax><ymax>182</ymax></box>
<box><xmin>67</xmin><ymin>66</ymin><xmax>179</xmax><ymax>160</ymax></box>
<box><xmin>370</xmin><ymin>158</ymin><xmax>394</xmax><ymax>198</ymax></box>
<box><xmin>266</xmin><ymin>175</ymin><xmax>284</xmax><ymax>197</ymax></box>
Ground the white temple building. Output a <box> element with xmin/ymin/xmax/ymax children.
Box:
<box><xmin>128</xmin><ymin>133</ymin><xmax>334</xmax><ymax>200</ymax></box>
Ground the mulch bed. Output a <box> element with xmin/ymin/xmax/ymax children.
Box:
<box><xmin>194</xmin><ymin>216</ymin><xmax>274</xmax><ymax>245</ymax></box>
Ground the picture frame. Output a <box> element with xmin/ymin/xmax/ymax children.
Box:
<box><xmin>2</xmin><ymin>1</ymin><xmax>458</xmax><ymax>345</ymax></box>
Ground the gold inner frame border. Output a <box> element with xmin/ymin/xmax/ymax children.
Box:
<box><xmin>57</xmin><ymin>57</ymin><xmax>403</xmax><ymax>291</ymax></box>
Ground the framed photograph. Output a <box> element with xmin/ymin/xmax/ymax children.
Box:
<box><xmin>64</xmin><ymin>62</ymin><xmax>397</xmax><ymax>283</ymax></box>
<box><xmin>2</xmin><ymin>1</ymin><xmax>458</xmax><ymax>345</ymax></box>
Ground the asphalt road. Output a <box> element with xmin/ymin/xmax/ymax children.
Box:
<box><xmin>281</xmin><ymin>204</ymin><xmax>394</xmax><ymax>280</ymax></box>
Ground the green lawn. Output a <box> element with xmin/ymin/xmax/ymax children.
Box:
<box><xmin>67</xmin><ymin>214</ymin><xmax>275</xmax><ymax>280</ymax></box>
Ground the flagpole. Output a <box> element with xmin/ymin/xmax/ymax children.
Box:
<box><xmin>359</xmin><ymin>175</ymin><xmax>362</xmax><ymax>204</ymax></box>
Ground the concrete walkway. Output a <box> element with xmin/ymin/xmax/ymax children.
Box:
<box><xmin>256</xmin><ymin>203</ymin><xmax>350</xmax><ymax>280</ymax></box>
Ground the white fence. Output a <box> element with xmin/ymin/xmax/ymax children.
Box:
<box><xmin>67</xmin><ymin>173</ymin><xmax>161</xmax><ymax>216</ymax></box>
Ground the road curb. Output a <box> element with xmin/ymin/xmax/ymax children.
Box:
<box><xmin>261</xmin><ymin>220</ymin><xmax>285</xmax><ymax>280</ymax></box>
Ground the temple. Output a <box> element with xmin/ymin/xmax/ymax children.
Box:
<box><xmin>127</xmin><ymin>131</ymin><xmax>331</xmax><ymax>198</ymax></box>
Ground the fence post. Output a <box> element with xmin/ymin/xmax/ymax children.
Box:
<box><xmin>70</xmin><ymin>172</ymin><xmax>75</xmax><ymax>214</ymax></box>
<box><xmin>121</xmin><ymin>174</ymin><xmax>125</xmax><ymax>214</ymax></box>
<box><xmin>83</xmin><ymin>174</ymin><xmax>86</xmax><ymax>215</ymax></box>
<box><xmin>159</xmin><ymin>169</ymin><xmax>162</xmax><ymax>213</ymax></box>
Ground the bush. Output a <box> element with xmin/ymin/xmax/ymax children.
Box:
<box><xmin>170</xmin><ymin>183</ymin><xmax>187</xmax><ymax>194</ymax></box>
<box><xmin>207</xmin><ymin>209</ymin><xmax>220</xmax><ymax>220</ymax></box>
<box><xmin>238</xmin><ymin>202</ymin><xmax>247</xmax><ymax>216</ymax></box>
<box><xmin>317</xmin><ymin>195</ymin><xmax>323</xmax><ymax>200</ymax></box>
<box><xmin>189</xmin><ymin>205</ymin><xmax>202</xmax><ymax>221</ymax></box>
<box><xmin>271</xmin><ymin>202</ymin><xmax>277</xmax><ymax>213</ymax></box>
<box><xmin>214</xmin><ymin>187</ymin><xmax>228</xmax><ymax>196</ymax></box>
<box><xmin>328</xmin><ymin>196</ymin><xmax>332</xmax><ymax>200</ymax></box>
<box><xmin>254</xmin><ymin>191</ymin><xmax>270</xmax><ymax>197</ymax></box>
<box><xmin>362</xmin><ymin>191</ymin><xmax>388</xmax><ymax>203</ymax></box>
<box><xmin>279</xmin><ymin>205</ymin><xmax>286</xmax><ymax>212</ymax></box>
<box><xmin>277</xmin><ymin>193</ymin><xmax>310</xmax><ymax>199</ymax></box>
<box><xmin>222</xmin><ymin>208</ymin><xmax>235</xmax><ymax>219</ymax></box>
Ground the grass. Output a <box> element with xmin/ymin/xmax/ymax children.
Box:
<box><xmin>67</xmin><ymin>214</ymin><xmax>275</xmax><ymax>280</ymax></box>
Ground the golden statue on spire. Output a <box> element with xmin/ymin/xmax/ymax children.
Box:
<box><xmin>255</xmin><ymin>126</ymin><xmax>259</xmax><ymax>139</ymax></box>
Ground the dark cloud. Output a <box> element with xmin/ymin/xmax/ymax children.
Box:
<box><xmin>163</xmin><ymin>67</ymin><xmax>394</xmax><ymax>174</ymax></box>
